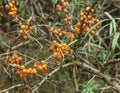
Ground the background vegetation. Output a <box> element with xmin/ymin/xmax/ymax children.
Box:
<box><xmin>0</xmin><ymin>0</ymin><xmax>120</xmax><ymax>93</ymax></box>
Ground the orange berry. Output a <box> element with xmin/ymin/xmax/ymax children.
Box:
<box><xmin>5</xmin><ymin>5</ymin><xmax>10</xmax><ymax>10</ymax></box>
<box><xmin>64</xmin><ymin>18</ymin><xmax>68</xmax><ymax>24</ymax></box>
<box><xmin>52</xmin><ymin>40</ymin><xmax>57</xmax><ymax>44</ymax></box>
<box><xmin>41</xmin><ymin>60</ymin><xmax>46</xmax><ymax>65</ymax></box>
<box><xmin>32</xmin><ymin>69</ymin><xmax>37</xmax><ymax>74</ymax></box>
<box><xmin>96</xmin><ymin>25</ymin><xmax>100</xmax><ymax>29</ymax></box>
<box><xmin>83</xmin><ymin>15</ymin><xmax>87</xmax><ymax>19</ymax></box>
<box><xmin>83</xmin><ymin>27</ymin><xmax>89</xmax><ymax>32</ymax></box>
<box><xmin>34</xmin><ymin>63</ymin><xmax>39</xmax><ymax>68</ymax></box>
<box><xmin>38</xmin><ymin>66</ymin><xmax>43</xmax><ymax>71</ymax></box>
<box><xmin>53</xmin><ymin>52</ymin><xmax>58</xmax><ymax>58</ymax></box>
<box><xmin>62</xmin><ymin>31</ymin><xmax>67</xmax><ymax>35</ymax></box>
<box><xmin>9</xmin><ymin>3</ymin><xmax>14</xmax><ymax>8</ymax></box>
<box><xmin>56</xmin><ymin>5</ymin><xmax>62</xmax><ymax>11</ymax></box>
<box><xmin>22</xmin><ymin>69</ymin><xmax>27</xmax><ymax>73</ymax></box>
<box><xmin>58</xmin><ymin>44</ymin><xmax>62</xmax><ymax>48</ymax></box>
<box><xmin>91</xmin><ymin>30</ymin><xmax>95</xmax><ymax>34</ymax></box>
<box><xmin>86</xmin><ymin>7</ymin><xmax>91</xmax><ymax>12</ymax></box>
<box><xmin>91</xmin><ymin>9</ymin><xmax>95</xmax><ymax>13</ymax></box>
<box><xmin>76</xmin><ymin>22</ymin><xmax>81</xmax><ymax>28</ymax></box>
<box><xmin>57</xmin><ymin>28</ymin><xmax>61</xmax><ymax>32</ymax></box>
<box><xmin>61</xmin><ymin>0</ymin><xmax>64</xmax><ymax>3</ymax></box>
<box><xmin>11</xmin><ymin>1</ymin><xmax>15</xmax><ymax>5</ymax></box>
<box><xmin>27</xmin><ymin>69</ymin><xmax>31</xmax><ymax>74</ymax></box>
<box><xmin>20</xmin><ymin>65</ymin><xmax>25</xmax><ymax>69</ymax></box>
<box><xmin>91</xmin><ymin>18</ymin><xmax>95</xmax><ymax>22</ymax></box>
<box><xmin>83</xmin><ymin>24</ymin><xmax>86</xmax><ymax>27</ymax></box>
<box><xmin>26</xmin><ymin>19</ymin><xmax>31</xmax><ymax>25</ymax></box>
<box><xmin>80</xmin><ymin>12</ymin><xmax>84</xmax><ymax>17</ymax></box>
<box><xmin>15</xmin><ymin>58</ymin><xmax>20</xmax><ymax>62</ymax></box>
<box><xmin>25</xmin><ymin>25</ymin><xmax>29</xmax><ymax>30</ymax></box>
<box><xmin>41</xmin><ymin>68</ymin><xmax>47</xmax><ymax>73</ymax></box>
<box><xmin>13</xmin><ymin>64</ymin><xmax>17</xmax><ymax>67</ymax></box>
<box><xmin>23</xmin><ymin>35</ymin><xmax>28</xmax><ymax>40</ymax></box>
<box><xmin>29</xmin><ymin>27</ymin><xmax>33</xmax><ymax>31</ymax></box>
<box><xmin>87</xmin><ymin>15</ymin><xmax>92</xmax><ymax>19</ymax></box>
<box><xmin>67</xmin><ymin>16</ymin><xmax>71</xmax><ymax>21</ymax></box>
<box><xmin>68</xmin><ymin>33</ymin><xmax>74</xmax><ymax>39</ymax></box>
<box><xmin>74</xmin><ymin>27</ymin><xmax>79</xmax><ymax>33</ymax></box>
<box><xmin>20</xmin><ymin>25</ymin><xmax>26</xmax><ymax>29</ymax></box>
<box><xmin>8</xmin><ymin>12</ymin><xmax>14</xmax><ymax>16</ymax></box>
<box><xmin>58</xmin><ymin>33</ymin><xmax>63</xmax><ymax>37</ymax></box>
<box><xmin>13</xmin><ymin>7</ymin><xmax>17</xmax><ymax>11</ymax></box>
<box><xmin>19</xmin><ymin>30</ymin><xmax>24</xmax><ymax>35</ymax></box>
<box><xmin>19</xmin><ymin>73</ymin><xmax>23</xmax><ymax>78</ymax></box>
<box><xmin>49</xmin><ymin>46</ymin><xmax>55</xmax><ymax>51</ymax></box>
<box><xmin>29</xmin><ymin>68</ymin><xmax>33</xmax><ymax>72</ymax></box>
<box><xmin>64</xmin><ymin>9</ymin><xmax>68</xmax><ymax>13</ymax></box>
<box><xmin>50</xmin><ymin>27</ymin><xmax>54</xmax><ymax>32</ymax></box>
<box><xmin>42</xmin><ymin>64</ymin><xmax>47</xmax><ymax>68</ymax></box>
<box><xmin>43</xmin><ymin>67</ymin><xmax>47</xmax><ymax>72</ymax></box>
<box><xmin>64</xmin><ymin>51</ymin><xmax>69</xmax><ymax>55</ymax></box>
<box><xmin>80</xmin><ymin>17</ymin><xmax>84</xmax><ymax>21</ymax></box>
<box><xmin>87</xmin><ymin>20</ymin><xmax>94</xmax><ymax>25</ymax></box>
<box><xmin>96</xmin><ymin>19</ymin><xmax>100</xmax><ymax>23</ymax></box>
<box><xmin>63</xmin><ymin>2</ymin><xmax>69</xmax><ymax>6</ymax></box>
<box><xmin>11</xmin><ymin>7</ymin><xmax>15</xmax><ymax>11</ymax></box>
<box><xmin>53</xmin><ymin>30</ymin><xmax>58</xmax><ymax>35</ymax></box>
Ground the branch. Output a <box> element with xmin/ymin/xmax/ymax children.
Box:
<box><xmin>11</xmin><ymin>36</ymin><xmax>46</xmax><ymax>50</ymax></box>
<box><xmin>31</xmin><ymin>61</ymin><xmax>120</xmax><ymax>93</ymax></box>
<box><xmin>0</xmin><ymin>84</ymin><xmax>23</xmax><ymax>93</ymax></box>
<box><xmin>104</xmin><ymin>58</ymin><xmax>120</xmax><ymax>67</ymax></box>
<box><xmin>73</xmin><ymin>66</ymin><xmax>79</xmax><ymax>92</ymax></box>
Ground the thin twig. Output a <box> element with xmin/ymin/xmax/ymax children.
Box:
<box><xmin>0</xmin><ymin>84</ymin><xmax>23</xmax><ymax>93</ymax></box>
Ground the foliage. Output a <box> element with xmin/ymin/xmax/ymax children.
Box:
<box><xmin>0</xmin><ymin>0</ymin><xmax>120</xmax><ymax>93</ymax></box>
<box><xmin>82</xmin><ymin>80</ymin><xmax>100</xmax><ymax>93</ymax></box>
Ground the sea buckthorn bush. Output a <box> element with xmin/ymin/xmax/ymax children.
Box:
<box><xmin>0</xmin><ymin>0</ymin><xmax>120</xmax><ymax>93</ymax></box>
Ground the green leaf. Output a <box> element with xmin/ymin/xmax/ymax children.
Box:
<box><xmin>111</xmin><ymin>32</ymin><xmax>120</xmax><ymax>54</ymax></box>
<box><xmin>105</xmin><ymin>12</ymin><xmax>117</xmax><ymax>36</ymax></box>
<box><xmin>50</xmin><ymin>0</ymin><xmax>58</xmax><ymax>4</ymax></box>
<box><xmin>110</xmin><ymin>22</ymin><xmax>113</xmax><ymax>36</ymax></box>
<box><xmin>19</xmin><ymin>0</ymin><xmax>25</xmax><ymax>17</ymax></box>
<box><xmin>82</xmin><ymin>80</ymin><xmax>100</xmax><ymax>93</ymax></box>
<box><xmin>33</xmin><ymin>26</ymin><xmax>38</xmax><ymax>39</ymax></box>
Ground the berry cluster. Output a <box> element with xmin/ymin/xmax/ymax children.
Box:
<box><xmin>8</xmin><ymin>54</ymin><xmax>22</xmax><ymax>63</ymax></box>
<box><xmin>63</xmin><ymin>16</ymin><xmax>71</xmax><ymax>24</ymax></box>
<box><xmin>6</xmin><ymin>52</ymin><xmax>48</xmax><ymax>78</ymax></box>
<box><xmin>49</xmin><ymin>40</ymin><xmax>69</xmax><ymax>59</ymax></box>
<box><xmin>19</xmin><ymin>19</ymin><xmax>33</xmax><ymax>40</ymax></box>
<box><xmin>50</xmin><ymin>27</ymin><xmax>67</xmax><ymax>37</ymax></box>
<box><xmin>14</xmin><ymin>64</ymin><xmax>37</xmax><ymax>78</ymax></box>
<box><xmin>34</xmin><ymin>60</ymin><xmax>47</xmax><ymax>73</ymax></box>
<box><xmin>5</xmin><ymin>0</ymin><xmax>17</xmax><ymax>18</ymax></box>
<box><xmin>56</xmin><ymin>0</ymin><xmax>69</xmax><ymax>12</ymax></box>
<box><xmin>79</xmin><ymin>6</ymin><xmax>100</xmax><ymax>35</ymax></box>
